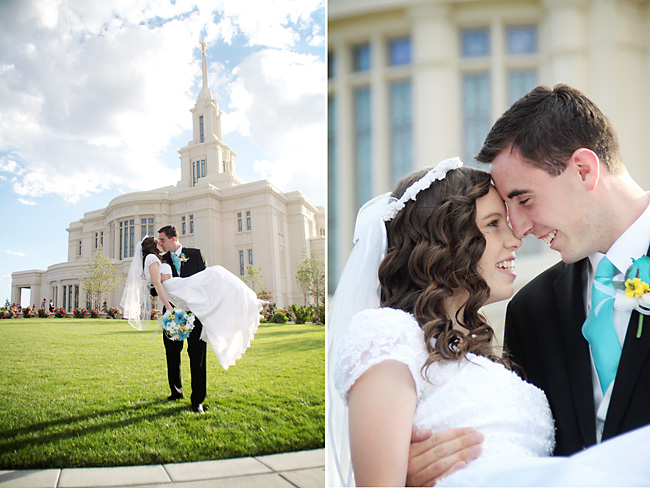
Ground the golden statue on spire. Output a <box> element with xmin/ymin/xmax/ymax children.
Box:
<box><xmin>200</xmin><ymin>40</ymin><xmax>206</xmax><ymax>56</ymax></box>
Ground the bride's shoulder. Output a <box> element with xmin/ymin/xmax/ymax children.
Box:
<box><xmin>347</xmin><ymin>307</ymin><xmax>423</xmax><ymax>343</ymax></box>
<box><xmin>144</xmin><ymin>253</ymin><xmax>161</xmax><ymax>266</ymax></box>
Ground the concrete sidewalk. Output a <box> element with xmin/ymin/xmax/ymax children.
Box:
<box><xmin>0</xmin><ymin>449</ymin><xmax>324</xmax><ymax>488</ymax></box>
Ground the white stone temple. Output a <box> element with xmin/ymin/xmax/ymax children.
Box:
<box><xmin>11</xmin><ymin>48</ymin><xmax>325</xmax><ymax>311</ymax></box>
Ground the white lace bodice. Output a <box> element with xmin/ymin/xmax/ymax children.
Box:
<box><xmin>334</xmin><ymin>308</ymin><xmax>555</xmax><ymax>461</ymax></box>
<box><xmin>143</xmin><ymin>254</ymin><xmax>173</xmax><ymax>286</ymax></box>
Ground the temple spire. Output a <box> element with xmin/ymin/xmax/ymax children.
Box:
<box><xmin>200</xmin><ymin>40</ymin><xmax>208</xmax><ymax>88</ymax></box>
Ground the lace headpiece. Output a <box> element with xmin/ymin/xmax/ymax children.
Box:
<box><xmin>383</xmin><ymin>157</ymin><xmax>463</xmax><ymax>221</ymax></box>
<box><xmin>326</xmin><ymin>157</ymin><xmax>463</xmax><ymax>487</ymax></box>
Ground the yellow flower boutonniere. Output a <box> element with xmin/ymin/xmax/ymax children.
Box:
<box><xmin>614</xmin><ymin>256</ymin><xmax>650</xmax><ymax>339</ymax></box>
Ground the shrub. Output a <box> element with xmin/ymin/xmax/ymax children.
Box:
<box><xmin>269</xmin><ymin>311</ymin><xmax>288</xmax><ymax>324</ymax></box>
<box><xmin>53</xmin><ymin>307</ymin><xmax>66</xmax><ymax>318</ymax></box>
<box><xmin>291</xmin><ymin>304</ymin><xmax>313</xmax><ymax>324</ymax></box>
<box><xmin>22</xmin><ymin>307</ymin><xmax>36</xmax><ymax>318</ymax></box>
<box><xmin>37</xmin><ymin>308</ymin><xmax>50</xmax><ymax>318</ymax></box>
<box><xmin>106</xmin><ymin>307</ymin><xmax>121</xmax><ymax>319</ymax></box>
<box><xmin>73</xmin><ymin>308</ymin><xmax>88</xmax><ymax>318</ymax></box>
<box><xmin>90</xmin><ymin>309</ymin><xmax>100</xmax><ymax>318</ymax></box>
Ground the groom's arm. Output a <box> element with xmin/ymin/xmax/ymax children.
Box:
<box><xmin>405</xmin><ymin>427</ymin><xmax>483</xmax><ymax>486</ymax></box>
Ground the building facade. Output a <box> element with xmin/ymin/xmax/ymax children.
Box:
<box><xmin>328</xmin><ymin>0</ymin><xmax>650</xmax><ymax>333</ymax></box>
<box><xmin>12</xmin><ymin>50</ymin><xmax>325</xmax><ymax>311</ymax></box>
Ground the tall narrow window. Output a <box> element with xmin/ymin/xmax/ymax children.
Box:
<box><xmin>190</xmin><ymin>215</ymin><xmax>194</xmax><ymax>234</ymax></box>
<box><xmin>100</xmin><ymin>232</ymin><xmax>103</xmax><ymax>247</ymax></box>
<box><xmin>147</xmin><ymin>218</ymin><xmax>154</xmax><ymax>237</ymax></box>
<box><xmin>389</xmin><ymin>38</ymin><xmax>411</xmax><ymax>66</ymax></box>
<box><xmin>237</xmin><ymin>212</ymin><xmax>243</xmax><ymax>232</ymax></box>
<box><xmin>68</xmin><ymin>286</ymin><xmax>73</xmax><ymax>312</ymax></box>
<box><xmin>78</xmin><ymin>240</ymin><xmax>82</xmax><ymax>256</ymax></box>
<box><xmin>63</xmin><ymin>286</ymin><xmax>67</xmax><ymax>311</ymax></box>
<box><xmin>182</xmin><ymin>216</ymin><xmax>186</xmax><ymax>235</ymax></box>
<box><xmin>390</xmin><ymin>81</ymin><xmax>412</xmax><ymax>183</ymax></box>
<box><xmin>201</xmin><ymin>160</ymin><xmax>206</xmax><ymax>177</ymax></box>
<box><xmin>462</xmin><ymin>73</ymin><xmax>491</xmax><ymax>166</ymax></box>
<box><xmin>74</xmin><ymin>285</ymin><xmax>79</xmax><ymax>310</ymax></box>
<box><xmin>199</xmin><ymin>116</ymin><xmax>204</xmax><ymax>143</ymax></box>
<box><xmin>239</xmin><ymin>250</ymin><xmax>245</xmax><ymax>275</ymax></box>
<box><xmin>94</xmin><ymin>233</ymin><xmax>98</xmax><ymax>249</ymax></box>
<box><xmin>141</xmin><ymin>218</ymin><xmax>147</xmax><ymax>240</ymax></box>
<box><xmin>248</xmin><ymin>249</ymin><xmax>253</xmax><ymax>265</ymax></box>
<box><xmin>352</xmin><ymin>43</ymin><xmax>371</xmax><ymax>72</ymax></box>
<box><xmin>355</xmin><ymin>87</ymin><xmax>372</xmax><ymax>209</ymax></box>
<box><xmin>192</xmin><ymin>161</ymin><xmax>196</xmax><ymax>186</ymax></box>
<box><xmin>246</xmin><ymin>211</ymin><xmax>251</xmax><ymax>231</ymax></box>
<box><xmin>506</xmin><ymin>25</ymin><xmax>537</xmax><ymax>54</ymax></box>
<box><xmin>461</xmin><ymin>28</ymin><xmax>490</xmax><ymax>57</ymax></box>
<box><xmin>129</xmin><ymin>220</ymin><xmax>134</xmax><ymax>257</ymax></box>
<box><xmin>121</xmin><ymin>219</ymin><xmax>135</xmax><ymax>258</ymax></box>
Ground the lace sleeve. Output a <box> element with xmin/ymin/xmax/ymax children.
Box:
<box><xmin>333</xmin><ymin>308</ymin><xmax>431</xmax><ymax>404</ymax></box>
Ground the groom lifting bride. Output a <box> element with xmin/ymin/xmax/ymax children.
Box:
<box><xmin>121</xmin><ymin>224</ymin><xmax>264</xmax><ymax>415</ymax></box>
<box><xmin>156</xmin><ymin>225</ymin><xmax>208</xmax><ymax>414</ymax></box>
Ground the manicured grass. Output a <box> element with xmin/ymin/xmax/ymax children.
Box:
<box><xmin>0</xmin><ymin>318</ymin><xmax>324</xmax><ymax>469</ymax></box>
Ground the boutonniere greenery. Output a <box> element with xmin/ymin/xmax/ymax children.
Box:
<box><xmin>179</xmin><ymin>253</ymin><xmax>189</xmax><ymax>263</ymax></box>
<box><xmin>613</xmin><ymin>255</ymin><xmax>650</xmax><ymax>338</ymax></box>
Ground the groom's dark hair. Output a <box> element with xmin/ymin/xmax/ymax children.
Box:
<box><xmin>158</xmin><ymin>225</ymin><xmax>178</xmax><ymax>239</ymax></box>
<box><xmin>476</xmin><ymin>83</ymin><xmax>623</xmax><ymax>175</ymax></box>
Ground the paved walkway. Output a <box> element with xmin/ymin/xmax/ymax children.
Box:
<box><xmin>0</xmin><ymin>449</ymin><xmax>324</xmax><ymax>488</ymax></box>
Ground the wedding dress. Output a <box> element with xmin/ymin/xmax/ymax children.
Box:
<box><xmin>144</xmin><ymin>254</ymin><xmax>263</xmax><ymax>370</ymax></box>
<box><xmin>334</xmin><ymin>307</ymin><xmax>650</xmax><ymax>486</ymax></box>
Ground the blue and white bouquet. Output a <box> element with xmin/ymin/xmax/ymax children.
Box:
<box><xmin>161</xmin><ymin>307</ymin><xmax>196</xmax><ymax>341</ymax></box>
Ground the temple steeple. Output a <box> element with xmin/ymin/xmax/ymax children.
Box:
<box><xmin>177</xmin><ymin>41</ymin><xmax>239</xmax><ymax>189</ymax></box>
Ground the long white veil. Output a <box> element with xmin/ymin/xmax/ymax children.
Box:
<box><xmin>326</xmin><ymin>192</ymin><xmax>392</xmax><ymax>487</ymax></box>
<box><xmin>119</xmin><ymin>237</ymin><xmax>151</xmax><ymax>331</ymax></box>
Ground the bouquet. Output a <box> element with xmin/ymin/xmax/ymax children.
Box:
<box><xmin>161</xmin><ymin>307</ymin><xmax>195</xmax><ymax>341</ymax></box>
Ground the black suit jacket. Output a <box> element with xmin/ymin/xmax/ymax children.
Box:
<box><xmin>504</xmin><ymin>258</ymin><xmax>650</xmax><ymax>455</ymax></box>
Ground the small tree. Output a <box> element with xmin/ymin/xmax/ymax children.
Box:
<box><xmin>243</xmin><ymin>265</ymin><xmax>266</xmax><ymax>298</ymax></box>
<box><xmin>296</xmin><ymin>253</ymin><xmax>325</xmax><ymax>306</ymax></box>
<box><xmin>83</xmin><ymin>246</ymin><xmax>121</xmax><ymax>310</ymax></box>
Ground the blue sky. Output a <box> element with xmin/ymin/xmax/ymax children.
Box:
<box><xmin>0</xmin><ymin>0</ymin><xmax>326</xmax><ymax>306</ymax></box>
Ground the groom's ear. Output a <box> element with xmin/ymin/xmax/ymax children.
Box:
<box><xmin>570</xmin><ymin>148</ymin><xmax>600</xmax><ymax>191</ymax></box>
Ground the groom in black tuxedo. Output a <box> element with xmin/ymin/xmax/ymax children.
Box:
<box><xmin>157</xmin><ymin>225</ymin><xmax>207</xmax><ymax>414</ymax></box>
<box><xmin>405</xmin><ymin>85</ymin><xmax>650</xmax><ymax>486</ymax></box>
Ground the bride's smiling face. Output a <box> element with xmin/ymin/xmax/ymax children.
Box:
<box><xmin>475</xmin><ymin>186</ymin><xmax>522</xmax><ymax>305</ymax></box>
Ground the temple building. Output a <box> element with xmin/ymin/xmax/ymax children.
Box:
<box><xmin>11</xmin><ymin>49</ymin><xmax>325</xmax><ymax>311</ymax></box>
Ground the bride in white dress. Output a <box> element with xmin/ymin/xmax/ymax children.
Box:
<box><xmin>121</xmin><ymin>236</ymin><xmax>264</xmax><ymax>370</ymax></box>
<box><xmin>327</xmin><ymin>158</ymin><xmax>650</xmax><ymax>487</ymax></box>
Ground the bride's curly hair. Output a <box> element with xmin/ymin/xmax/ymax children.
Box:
<box><xmin>379</xmin><ymin>166</ymin><xmax>512</xmax><ymax>371</ymax></box>
<box><xmin>141</xmin><ymin>237</ymin><xmax>162</xmax><ymax>268</ymax></box>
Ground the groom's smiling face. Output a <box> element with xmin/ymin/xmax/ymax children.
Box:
<box><xmin>490</xmin><ymin>147</ymin><xmax>595</xmax><ymax>264</ymax></box>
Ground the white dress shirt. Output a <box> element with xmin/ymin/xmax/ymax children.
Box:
<box><xmin>584</xmin><ymin>196</ymin><xmax>650</xmax><ymax>441</ymax></box>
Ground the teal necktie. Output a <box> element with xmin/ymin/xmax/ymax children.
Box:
<box><xmin>172</xmin><ymin>252</ymin><xmax>181</xmax><ymax>275</ymax></box>
<box><xmin>582</xmin><ymin>257</ymin><xmax>622</xmax><ymax>394</ymax></box>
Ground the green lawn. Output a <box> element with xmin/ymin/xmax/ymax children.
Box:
<box><xmin>0</xmin><ymin>318</ymin><xmax>324</xmax><ymax>469</ymax></box>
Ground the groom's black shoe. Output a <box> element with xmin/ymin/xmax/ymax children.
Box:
<box><xmin>166</xmin><ymin>394</ymin><xmax>184</xmax><ymax>402</ymax></box>
<box><xmin>192</xmin><ymin>404</ymin><xmax>205</xmax><ymax>414</ymax></box>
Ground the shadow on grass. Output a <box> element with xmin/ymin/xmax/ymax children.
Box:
<box><xmin>0</xmin><ymin>401</ymin><xmax>186</xmax><ymax>455</ymax></box>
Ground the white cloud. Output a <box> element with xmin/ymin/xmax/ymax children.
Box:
<box><xmin>17</xmin><ymin>198</ymin><xmax>37</xmax><ymax>206</ymax></box>
<box><xmin>0</xmin><ymin>0</ymin><xmax>325</xmax><ymax>204</ymax></box>
<box><xmin>0</xmin><ymin>273</ymin><xmax>10</xmax><ymax>281</ymax></box>
<box><xmin>2</xmin><ymin>249</ymin><xmax>26</xmax><ymax>258</ymax></box>
<box><xmin>224</xmin><ymin>48</ymin><xmax>326</xmax><ymax>203</ymax></box>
